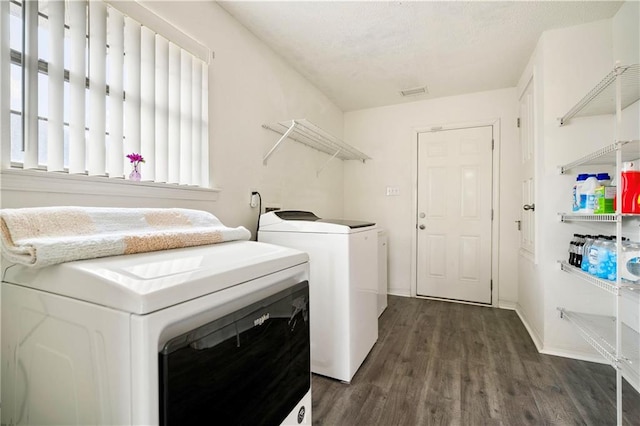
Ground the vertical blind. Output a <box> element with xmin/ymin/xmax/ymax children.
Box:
<box><xmin>2</xmin><ymin>0</ymin><xmax>209</xmax><ymax>187</ymax></box>
<box><xmin>0</xmin><ymin>1</ymin><xmax>9</xmax><ymax>170</ymax></box>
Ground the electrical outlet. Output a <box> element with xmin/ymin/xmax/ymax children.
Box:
<box><xmin>386</xmin><ymin>186</ymin><xmax>400</xmax><ymax>196</ymax></box>
<box><xmin>250</xmin><ymin>192</ymin><xmax>259</xmax><ymax>208</ymax></box>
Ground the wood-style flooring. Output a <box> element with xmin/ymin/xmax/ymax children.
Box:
<box><xmin>312</xmin><ymin>296</ymin><xmax>640</xmax><ymax>425</ymax></box>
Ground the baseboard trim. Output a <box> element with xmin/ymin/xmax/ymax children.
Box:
<box><xmin>515</xmin><ymin>304</ymin><xmax>543</xmax><ymax>352</ymax></box>
<box><xmin>498</xmin><ymin>300</ymin><xmax>517</xmax><ymax>310</ymax></box>
<box><xmin>515</xmin><ymin>306</ymin><xmax>612</xmax><ymax>366</ymax></box>
<box><xmin>539</xmin><ymin>347</ymin><xmax>608</xmax><ymax>365</ymax></box>
<box><xmin>415</xmin><ymin>295</ymin><xmax>491</xmax><ymax>307</ymax></box>
<box><xmin>388</xmin><ymin>289</ymin><xmax>411</xmax><ymax>297</ymax></box>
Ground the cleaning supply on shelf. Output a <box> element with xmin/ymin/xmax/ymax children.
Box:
<box><xmin>620</xmin><ymin>161</ymin><xmax>640</xmax><ymax>214</ymax></box>
<box><xmin>573</xmin><ymin>174</ymin><xmax>589</xmax><ymax>212</ymax></box>
<box><xmin>597</xmin><ymin>173</ymin><xmax>611</xmax><ymax>186</ymax></box>
<box><xmin>580</xmin><ymin>175</ymin><xmax>599</xmax><ymax>213</ymax></box>
<box><xmin>594</xmin><ymin>185</ymin><xmax>616</xmax><ymax>214</ymax></box>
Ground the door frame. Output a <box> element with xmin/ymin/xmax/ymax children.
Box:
<box><xmin>410</xmin><ymin>119</ymin><xmax>501</xmax><ymax>307</ymax></box>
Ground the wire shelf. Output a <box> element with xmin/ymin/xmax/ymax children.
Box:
<box><xmin>559</xmin><ymin>140</ymin><xmax>640</xmax><ymax>174</ymax></box>
<box><xmin>559</xmin><ymin>64</ymin><xmax>640</xmax><ymax>126</ymax></box>
<box><xmin>558</xmin><ymin>308</ymin><xmax>640</xmax><ymax>386</ymax></box>
<box><xmin>559</xmin><ymin>261</ymin><xmax>620</xmax><ymax>295</ymax></box>
<box><xmin>558</xmin><ymin>308</ymin><xmax>617</xmax><ymax>366</ymax></box>
<box><xmin>559</xmin><ymin>213</ymin><xmax>619</xmax><ymax>222</ymax></box>
<box><xmin>262</xmin><ymin>119</ymin><xmax>371</xmax><ymax>164</ymax></box>
<box><xmin>622</xmin><ymin>363</ymin><xmax>640</xmax><ymax>395</ymax></box>
<box><xmin>620</xmin><ymin>322</ymin><xmax>640</xmax><ymax>392</ymax></box>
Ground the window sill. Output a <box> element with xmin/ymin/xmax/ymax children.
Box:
<box><xmin>0</xmin><ymin>169</ymin><xmax>221</xmax><ymax>202</ymax></box>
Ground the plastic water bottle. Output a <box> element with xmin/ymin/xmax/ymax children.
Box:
<box><xmin>621</xmin><ymin>239</ymin><xmax>640</xmax><ymax>282</ymax></box>
<box><xmin>569</xmin><ymin>234</ymin><xmax>585</xmax><ymax>267</ymax></box>
<box><xmin>606</xmin><ymin>237</ymin><xmax>619</xmax><ymax>281</ymax></box>
<box><xmin>582</xmin><ymin>235</ymin><xmax>595</xmax><ymax>272</ymax></box>
<box><xmin>587</xmin><ymin>235</ymin><xmax>607</xmax><ymax>276</ymax></box>
<box><xmin>575</xmin><ymin>234</ymin><xmax>585</xmax><ymax>268</ymax></box>
<box><xmin>568</xmin><ymin>234</ymin><xmax>578</xmax><ymax>265</ymax></box>
<box><xmin>595</xmin><ymin>236</ymin><xmax>614</xmax><ymax>279</ymax></box>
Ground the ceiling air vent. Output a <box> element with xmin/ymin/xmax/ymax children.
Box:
<box><xmin>400</xmin><ymin>86</ymin><xmax>428</xmax><ymax>97</ymax></box>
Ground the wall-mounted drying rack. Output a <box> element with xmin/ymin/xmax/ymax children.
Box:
<box><xmin>262</xmin><ymin>119</ymin><xmax>371</xmax><ymax>175</ymax></box>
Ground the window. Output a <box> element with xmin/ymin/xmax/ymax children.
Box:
<box><xmin>0</xmin><ymin>0</ymin><xmax>209</xmax><ymax>187</ymax></box>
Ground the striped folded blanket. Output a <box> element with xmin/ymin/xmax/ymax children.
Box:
<box><xmin>0</xmin><ymin>207</ymin><xmax>251</xmax><ymax>268</ymax></box>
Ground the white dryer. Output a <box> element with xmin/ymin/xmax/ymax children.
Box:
<box><xmin>258</xmin><ymin>210</ymin><xmax>378</xmax><ymax>383</ymax></box>
<box><xmin>1</xmin><ymin>241</ymin><xmax>311</xmax><ymax>426</ymax></box>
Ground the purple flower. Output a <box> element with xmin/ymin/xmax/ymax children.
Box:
<box><xmin>126</xmin><ymin>153</ymin><xmax>145</xmax><ymax>165</ymax></box>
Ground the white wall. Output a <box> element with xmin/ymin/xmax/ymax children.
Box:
<box><xmin>613</xmin><ymin>1</ymin><xmax>640</xmax><ymax>67</ymax></box>
<box><xmin>0</xmin><ymin>1</ymin><xmax>346</xmax><ymax>236</ymax></box>
<box><xmin>519</xmin><ymin>1</ymin><xmax>640</xmax><ymax>360</ymax></box>
<box><xmin>343</xmin><ymin>88</ymin><xmax>519</xmax><ymax>306</ymax></box>
<box><xmin>539</xmin><ymin>18</ymin><xmax>616</xmax><ymax>359</ymax></box>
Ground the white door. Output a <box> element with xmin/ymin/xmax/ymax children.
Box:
<box><xmin>416</xmin><ymin>126</ymin><xmax>493</xmax><ymax>304</ymax></box>
<box><xmin>519</xmin><ymin>78</ymin><xmax>536</xmax><ymax>255</ymax></box>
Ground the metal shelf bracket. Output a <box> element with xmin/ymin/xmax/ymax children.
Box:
<box><xmin>316</xmin><ymin>149</ymin><xmax>341</xmax><ymax>176</ymax></box>
<box><xmin>263</xmin><ymin>120</ymin><xmax>298</xmax><ymax>165</ymax></box>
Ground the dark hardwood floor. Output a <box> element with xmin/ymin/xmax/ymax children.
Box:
<box><xmin>312</xmin><ymin>296</ymin><xmax>640</xmax><ymax>425</ymax></box>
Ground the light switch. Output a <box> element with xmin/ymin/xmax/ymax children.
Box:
<box><xmin>386</xmin><ymin>187</ymin><xmax>400</xmax><ymax>196</ymax></box>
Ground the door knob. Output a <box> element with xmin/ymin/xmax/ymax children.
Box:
<box><xmin>419</xmin><ymin>224</ymin><xmax>425</xmax><ymax>230</ymax></box>
<box><xmin>523</xmin><ymin>204</ymin><xmax>535</xmax><ymax>211</ymax></box>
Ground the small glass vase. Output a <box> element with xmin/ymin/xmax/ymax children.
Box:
<box><xmin>129</xmin><ymin>163</ymin><xmax>141</xmax><ymax>181</ymax></box>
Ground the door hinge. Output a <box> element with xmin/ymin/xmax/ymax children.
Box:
<box><xmin>517</xmin><ymin>117</ymin><xmax>521</xmax><ymax>128</ymax></box>
<box><xmin>491</xmin><ymin>139</ymin><xmax>494</xmax><ymax>150</ymax></box>
<box><xmin>491</xmin><ymin>209</ymin><xmax>494</xmax><ymax>220</ymax></box>
<box><xmin>490</xmin><ymin>279</ymin><xmax>493</xmax><ymax>291</ymax></box>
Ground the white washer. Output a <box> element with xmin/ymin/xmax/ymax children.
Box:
<box><xmin>258</xmin><ymin>210</ymin><xmax>379</xmax><ymax>383</ymax></box>
<box><xmin>1</xmin><ymin>241</ymin><xmax>311</xmax><ymax>426</ymax></box>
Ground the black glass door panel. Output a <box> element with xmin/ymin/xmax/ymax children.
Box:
<box><xmin>159</xmin><ymin>281</ymin><xmax>310</xmax><ymax>426</ymax></box>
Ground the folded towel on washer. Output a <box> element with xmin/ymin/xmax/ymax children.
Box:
<box><xmin>0</xmin><ymin>207</ymin><xmax>251</xmax><ymax>268</ymax></box>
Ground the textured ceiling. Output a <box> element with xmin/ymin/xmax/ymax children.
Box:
<box><xmin>218</xmin><ymin>1</ymin><xmax>623</xmax><ymax>112</ymax></box>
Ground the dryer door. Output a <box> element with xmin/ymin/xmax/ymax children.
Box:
<box><xmin>159</xmin><ymin>281</ymin><xmax>310</xmax><ymax>426</ymax></box>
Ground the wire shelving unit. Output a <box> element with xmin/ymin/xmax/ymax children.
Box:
<box><xmin>262</xmin><ymin>119</ymin><xmax>371</xmax><ymax>174</ymax></box>
<box><xmin>559</xmin><ymin>64</ymin><xmax>640</xmax><ymax>126</ymax></box>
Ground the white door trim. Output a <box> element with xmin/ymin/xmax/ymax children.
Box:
<box><xmin>410</xmin><ymin>119</ymin><xmax>501</xmax><ymax>307</ymax></box>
